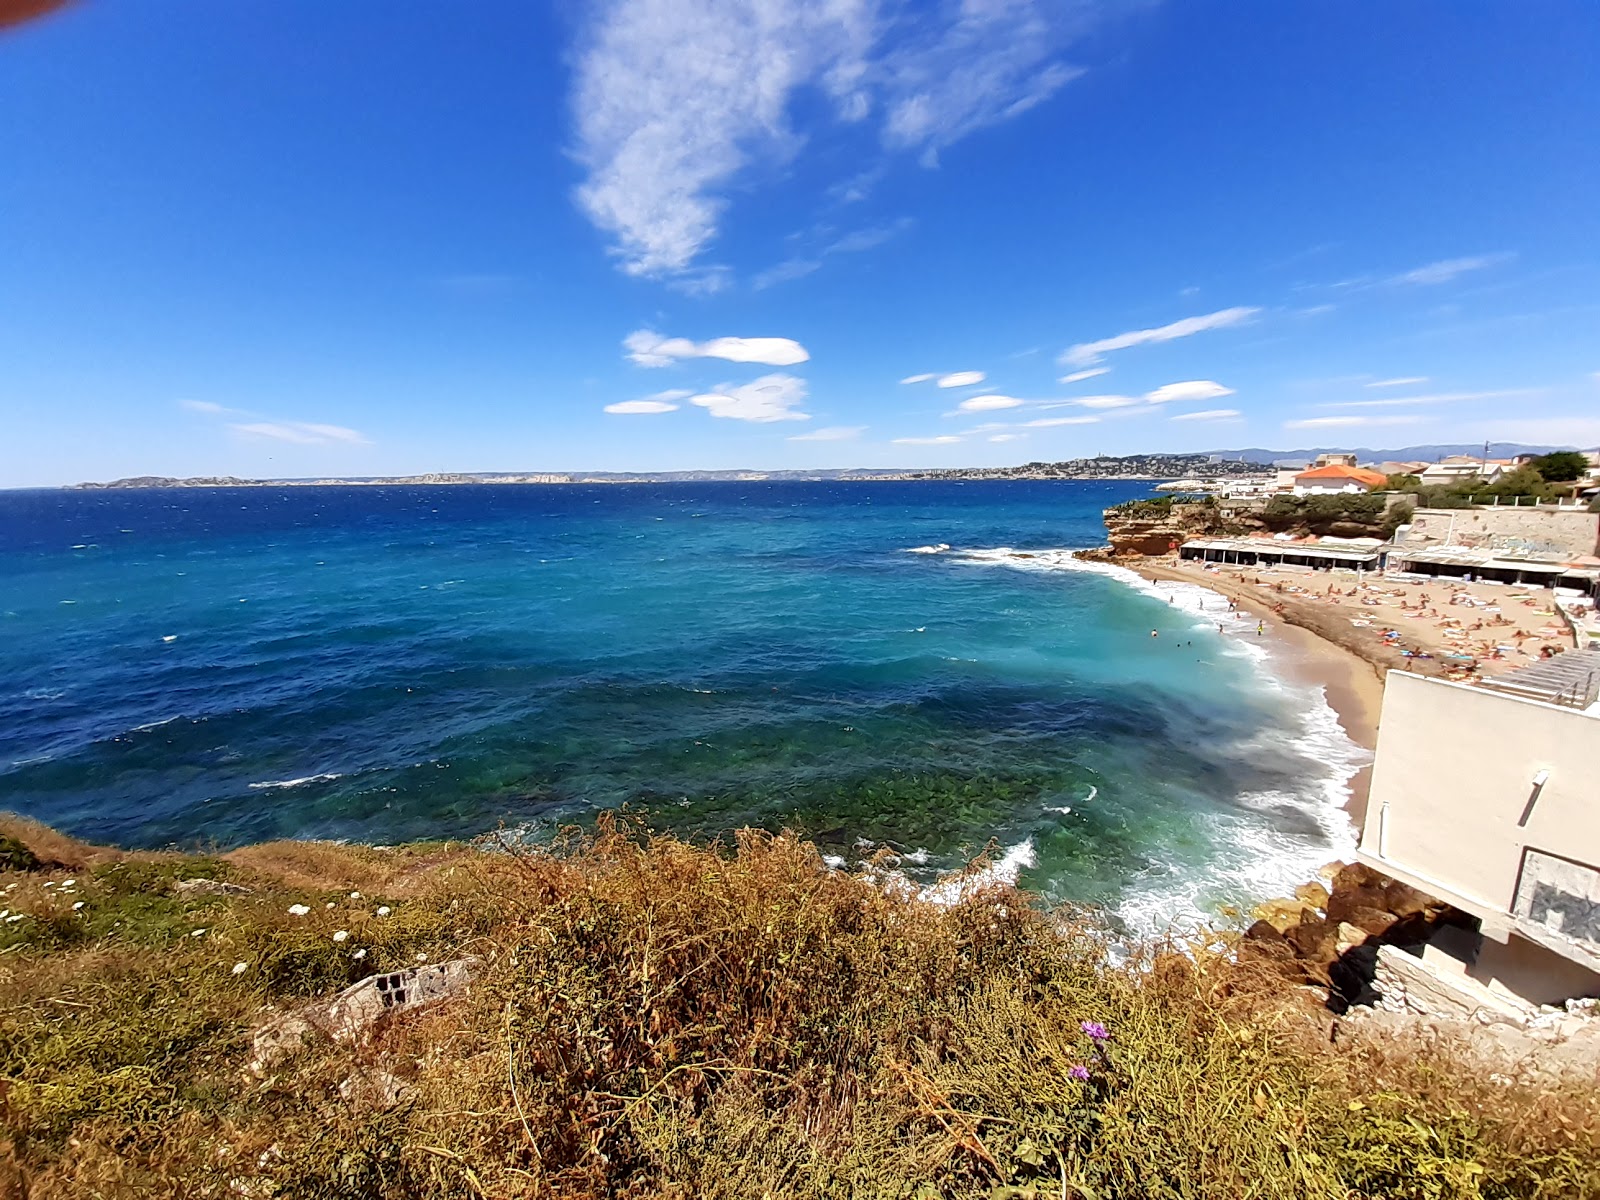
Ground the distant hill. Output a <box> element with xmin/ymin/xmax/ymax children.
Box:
<box><xmin>1200</xmin><ymin>443</ymin><xmax>1575</xmax><ymax>467</ymax></box>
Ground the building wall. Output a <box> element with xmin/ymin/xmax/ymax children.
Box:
<box><xmin>1472</xmin><ymin>933</ymin><xmax>1600</xmax><ymax>1007</ymax></box>
<box><xmin>1293</xmin><ymin>482</ymin><xmax>1364</xmax><ymax>496</ymax></box>
<box><xmin>1398</xmin><ymin>507</ymin><xmax>1600</xmax><ymax>558</ymax></box>
<box><xmin>1361</xmin><ymin>672</ymin><xmax>1600</xmax><ymax>949</ymax></box>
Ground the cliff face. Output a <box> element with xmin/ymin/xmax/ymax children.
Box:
<box><xmin>1096</xmin><ymin>501</ymin><xmax>1221</xmax><ymax>557</ymax></box>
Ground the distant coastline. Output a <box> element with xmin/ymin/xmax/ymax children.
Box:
<box><xmin>69</xmin><ymin>453</ymin><xmax>1270</xmax><ymax>490</ymax></box>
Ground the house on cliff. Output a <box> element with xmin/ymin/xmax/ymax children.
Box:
<box><xmin>1292</xmin><ymin>464</ymin><xmax>1388</xmax><ymax>496</ymax></box>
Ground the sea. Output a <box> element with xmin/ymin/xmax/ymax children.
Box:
<box><xmin>0</xmin><ymin>481</ymin><xmax>1364</xmax><ymax>933</ymax></box>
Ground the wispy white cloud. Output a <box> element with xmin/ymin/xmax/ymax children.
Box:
<box><xmin>230</xmin><ymin>421</ymin><xmax>370</xmax><ymax>446</ymax></box>
<box><xmin>1170</xmin><ymin>408</ymin><xmax>1241</xmax><ymax>422</ymax></box>
<box><xmin>789</xmin><ymin>425</ymin><xmax>866</xmax><ymax>442</ymax></box>
<box><xmin>1388</xmin><ymin>254</ymin><xmax>1511</xmax><ymax>286</ymax></box>
<box><xmin>690</xmin><ymin>373</ymin><xmax>811</xmax><ymax>422</ymax></box>
<box><xmin>1023</xmin><ymin>415</ymin><xmax>1099</xmax><ymax>427</ymax></box>
<box><xmin>1061</xmin><ymin>307</ymin><xmax>1260</xmax><ymax>367</ymax></box>
<box><xmin>572</xmin><ymin>0</ymin><xmax>1097</xmax><ymax>279</ymax></box>
<box><xmin>1042</xmin><ymin>394</ymin><xmax>1140</xmax><ymax>410</ymax></box>
<box><xmin>178</xmin><ymin>399</ymin><xmax>229</xmax><ymax>414</ymax></box>
<box><xmin>955</xmin><ymin>394</ymin><xmax>1023</xmax><ymax>412</ymax></box>
<box><xmin>625</xmin><ymin>329</ymin><xmax>810</xmax><ymax>368</ymax></box>
<box><xmin>936</xmin><ymin>370</ymin><xmax>985</xmax><ymax>388</ymax></box>
<box><xmin>604</xmin><ymin>389</ymin><xmax>691</xmax><ymax>414</ymax></box>
<box><xmin>1365</xmin><ymin>376</ymin><xmax>1428</xmax><ymax>388</ymax></box>
<box><xmin>754</xmin><ymin>217</ymin><xmax>914</xmax><ymax>290</ymax></box>
<box><xmin>1058</xmin><ymin>367</ymin><xmax>1109</xmax><ymax>384</ymax></box>
<box><xmin>1283</xmin><ymin>415</ymin><xmax>1424</xmax><ymax>430</ymax></box>
<box><xmin>893</xmin><ymin>434</ymin><xmax>963</xmax><ymax>445</ymax></box>
<box><xmin>900</xmin><ymin>373</ymin><xmax>936</xmax><ymax>385</ymax></box>
<box><xmin>751</xmin><ymin>259</ymin><xmax>822</xmax><ymax>290</ymax></box>
<box><xmin>1143</xmin><ymin>380</ymin><xmax>1235</xmax><ymax>405</ymax></box>
<box><xmin>988</xmin><ymin>433</ymin><xmax>1026</xmax><ymax>442</ymax></box>
<box><xmin>1332</xmin><ymin>388</ymin><xmax>1539</xmax><ymax>410</ymax></box>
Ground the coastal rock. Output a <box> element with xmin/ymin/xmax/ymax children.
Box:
<box><xmin>1294</xmin><ymin>881</ymin><xmax>1331</xmax><ymax>911</ymax></box>
<box><xmin>1285</xmin><ymin>918</ymin><xmax>1339</xmax><ymax>967</ymax></box>
<box><xmin>1342</xmin><ymin>906</ymin><xmax>1400</xmax><ymax>939</ymax></box>
<box><xmin>1325</xmin><ymin>882</ymin><xmax>1390</xmax><ymax>925</ymax></box>
<box><xmin>1251</xmin><ymin>898</ymin><xmax>1317</xmax><ymax>933</ymax></box>
<box><xmin>1335</xmin><ymin>922</ymin><xmax>1369</xmax><ymax>956</ymax></box>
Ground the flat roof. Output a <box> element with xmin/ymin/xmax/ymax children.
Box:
<box><xmin>1181</xmin><ymin>537</ymin><xmax>1381</xmax><ymax>562</ymax></box>
<box><xmin>1389</xmin><ymin>546</ymin><xmax>1598</xmax><ymax>577</ymax></box>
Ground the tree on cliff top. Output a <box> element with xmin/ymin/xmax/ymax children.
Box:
<box><xmin>1532</xmin><ymin>450</ymin><xmax>1589</xmax><ymax>483</ymax></box>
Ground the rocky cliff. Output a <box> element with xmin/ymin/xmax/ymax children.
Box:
<box><xmin>1090</xmin><ymin>499</ymin><xmax>1222</xmax><ymax>557</ymax></box>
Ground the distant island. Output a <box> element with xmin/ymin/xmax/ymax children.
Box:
<box><xmin>72</xmin><ymin>453</ymin><xmax>1271</xmax><ymax>489</ymax></box>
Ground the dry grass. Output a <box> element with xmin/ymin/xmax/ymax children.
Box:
<box><xmin>1</xmin><ymin>814</ymin><xmax>1596</xmax><ymax>1199</ymax></box>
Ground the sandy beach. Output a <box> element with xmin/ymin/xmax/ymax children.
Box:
<box><xmin>1124</xmin><ymin>555</ymin><xmax>1583</xmax><ymax>825</ymax></box>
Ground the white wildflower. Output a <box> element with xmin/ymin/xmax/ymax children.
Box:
<box><xmin>5</xmin><ymin>914</ymin><xmax>23</xmax><ymax>923</ymax></box>
<box><xmin>232</xmin><ymin>961</ymin><xmax>248</xmax><ymax>976</ymax></box>
<box><xmin>287</xmin><ymin>904</ymin><xmax>311</xmax><ymax>916</ymax></box>
<box><xmin>325</xmin><ymin>901</ymin><xmax>335</xmax><ymax>910</ymax></box>
<box><xmin>72</xmin><ymin>901</ymin><xmax>85</xmax><ymax>911</ymax></box>
<box><xmin>43</xmin><ymin>882</ymin><xmax>55</xmax><ymax>889</ymax></box>
<box><xmin>61</xmin><ymin>879</ymin><xmax>75</xmax><ymax>888</ymax></box>
<box><xmin>376</xmin><ymin>906</ymin><xmax>391</xmax><ymax>917</ymax></box>
<box><xmin>348</xmin><ymin>891</ymin><xmax>362</xmax><ymax>900</ymax></box>
<box><xmin>352</xmin><ymin>948</ymin><xmax>367</xmax><ymax>961</ymax></box>
<box><xmin>415</xmin><ymin>952</ymin><xmax>427</xmax><ymax>962</ymax></box>
<box><xmin>191</xmin><ymin>928</ymin><xmax>207</xmax><ymax>938</ymax></box>
<box><xmin>332</xmin><ymin>930</ymin><xmax>350</xmax><ymax>943</ymax></box>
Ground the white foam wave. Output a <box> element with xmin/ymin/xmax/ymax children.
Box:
<box><xmin>130</xmin><ymin>716</ymin><xmax>183</xmax><ymax>734</ymax></box>
<box><xmin>247</xmin><ymin>772</ymin><xmax>345</xmax><ymax>791</ymax></box>
<box><xmin>920</xmin><ymin>838</ymin><xmax>1035</xmax><ymax>906</ymax></box>
<box><xmin>903</xmin><ymin>543</ymin><xmax>951</xmax><ymax>554</ymax></box>
<box><xmin>927</xmin><ymin>547</ymin><xmax>1367</xmax><ymax>938</ymax></box>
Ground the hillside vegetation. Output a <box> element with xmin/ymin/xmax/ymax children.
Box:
<box><xmin>1</xmin><ymin>814</ymin><xmax>1596</xmax><ymax>1199</ymax></box>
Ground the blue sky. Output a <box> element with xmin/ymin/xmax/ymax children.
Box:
<box><xmin>3</xmin><ymin>1</ymin><xmax>1598</xmax><ymax>486</ymax></box>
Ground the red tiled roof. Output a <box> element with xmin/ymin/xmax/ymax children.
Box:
<box><xmin>1293</xmin><ymin>465</ymin><xmax>1388</xmax><ymax>487</ymax></box>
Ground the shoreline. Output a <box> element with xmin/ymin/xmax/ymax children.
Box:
<box><xmin>1123</xmin><ymin>556</ymin><xmax>1382</xmax><ymax>828</ymax></box>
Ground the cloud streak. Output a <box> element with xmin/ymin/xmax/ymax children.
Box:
<box><xmin>1061</xmin><ymin>307</ymin><xmax>1260</xmax><ymax>366</ymax></box>
<box><xmin>1388</xmin><ymin>255</ymin><xmax>1511</xmax><ymax>286</ymax></box>
<box><xmin>955</xmin><ymin>394</ymin><xmax>1023</xmax><ymax>412</ymax></box>
<box><xmin>625</xmin><ymin>329</ymin><xmax>810</xmax><ymax>368</ymax></box>
<box><xmin>1143</xmin><ymin>380</ymin><xmax>1235</xmax><ymax>405</ymax></box>
<box><xmin>1058</xmin><ymin>367</ymin><xmax>1109</xmax><ymax>384</ymax></box>
<box><xmin>789</xmin><ymin>425</ymin><xmax>865</xmax><ymax>441</ymax></box>
<box><xmin>1170</xmin><ymin>408</ymin><xmax>1241</xmax><ymax>422</ymax></box>
<box><xmin>1283</xmin><ymin>415</ymin><xmax>1423</xmax><ymax>430</ymax></box>
<box><xmin>230</xmin><ymin>421</ymin><xmax>370</xmax><ymax>446</ymax></box>
<box><xmin>605</xmin><ymin>389</ymin><xmax>691</xmax><ymax>414</ymax></box>
<box><xmin>572</xmin><ymin>0</ymin><xmax>1097</xmax><ymax>279</ymax></box>
<box><xmin>936</xmin><ymin>370</ymin><xmax>986</xmax><ymax>388</ymax></box>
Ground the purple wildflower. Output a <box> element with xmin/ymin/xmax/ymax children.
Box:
<box><xmin>1068</xmin><ymin>1065</ymin><xmax>1091</xmax><ymax>1082</ymax></box>
<box><xmin>1081</xmin><ymin>1020</ymin><xmax>1109</xmax><ymax>1042</ymax></box>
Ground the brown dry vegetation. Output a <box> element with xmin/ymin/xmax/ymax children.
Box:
<box><xmin>1</xmin><ymin>812</ymin><xmax>1597</xmax><ymax>1199</ymax></box>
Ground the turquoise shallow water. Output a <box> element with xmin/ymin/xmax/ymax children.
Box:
<box><xmin>0</xmin><ymin>481</ymin><xmax>1361</xmax><ymax>930</ymax></box>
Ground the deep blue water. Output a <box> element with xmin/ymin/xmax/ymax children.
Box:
<box><xmin>0</xmin><ymin>481</ymin><xmax>1360</xmax><ymax>929</ymax></box>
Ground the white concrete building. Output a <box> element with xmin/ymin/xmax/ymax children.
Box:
<box><xmin>1358</xmin><ymin>659</ymin><xmax>1600</xmax><ymax>1009</ymax></box>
